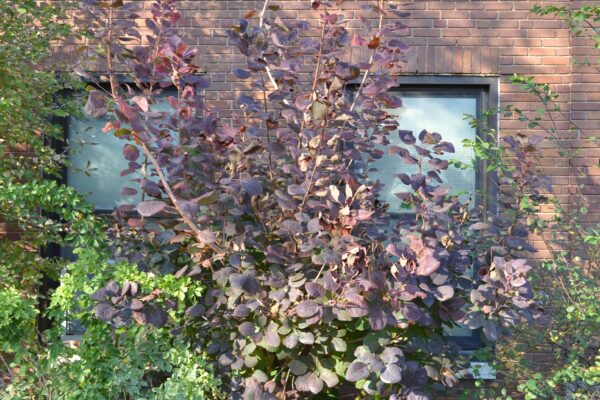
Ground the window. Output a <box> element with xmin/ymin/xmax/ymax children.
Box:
<box><xmin>370</xmin><ymin>77</ymin><xmax>499</xmax><ymax>351</ymax></box>
<box><xmin>67</xmin><ymin>89</ymin><xmax>176</xmax><ymax>212</ymax></box>
<box><xmin>57</xmin><ymin>78</ymin><xmax>499</xmax><ymax>352</ymax></box>
<box><xmin>57</xmin><ymin>86</ymin><xmax>177</xmax><ymax>335</ymax></box>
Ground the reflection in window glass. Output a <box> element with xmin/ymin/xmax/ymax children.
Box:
<box><xmin>68</xmin><ymin>96</ymin><xmax>173</xmax><ymax>210</ymax></box>
<box><xmin>369</xmin><ymin>93</ymin><xmax>477</xmax><ymax>213</ymax></box>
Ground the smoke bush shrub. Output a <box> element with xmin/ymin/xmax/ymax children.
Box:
<box><xmin>66</xmin><ymin>0</ymin><xmax>552</xmax><ymax>398</ymax></box>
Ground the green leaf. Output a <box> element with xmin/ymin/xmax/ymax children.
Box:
<box><xmin>312</xmin><ymin>101</ymin><xmax>327</xmax><ymax>120</ymax></box>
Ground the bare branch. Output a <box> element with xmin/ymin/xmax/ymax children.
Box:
<box><xmin>259</xmin><ymin>0</ymin><xmax>290</xmax><ymax>106</ymax></box>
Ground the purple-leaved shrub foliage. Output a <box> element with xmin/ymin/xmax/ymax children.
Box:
<box><xmin>79</xmin><ymin>0</ymin><xmax>550</xmax><ymax>398</ymax></box>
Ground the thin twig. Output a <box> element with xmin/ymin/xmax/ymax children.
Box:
<box><xmin>258</xmin><ymin>0</ymin><xmax>290</xmax><ymax>106</ymax></box>
<box><xmin>139</xmin><ymin>142</ymin><xmax>221</xmax><ymax>253</ymax></box>
<box><xmin>105</xmin><ymin>9</ymin><xmax>221</xmax><ymax>254</ymax></box>
<box><xmin>260</xmin><ymin>72</ymin><xmax>275</xmax><ymax>179</ymax></box>
<box><xmin>349</xmin><ymin>0</ymin><xmax>385</xmax><ymax>113</ymax></box>
<box><xmin>297</xmin><ymin>8</ymin><xmax>329</xmax><ymax>140</ymax></box>
<box><xmin>0</xmin><ymin>355</ymin><xmax>13</xmax><ymax>379</ymax></box>
<box><xmin>345</xmin><ymin>0</ymin><xmax>386</xmax><ymax>171</ymax></box>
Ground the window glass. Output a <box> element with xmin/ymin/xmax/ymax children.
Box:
<box><xmin>369</xmin><ymin>92</ymin><xmax>477</xmax><ymax>213</ymax></box>
<box><xmin>68</xmin><ymin>95</ymin><xmax>173</xmax><ymax>210</ymax></box>
<box><xmin>367</xmin><ymin>89</ymin><xmax>482</xmax><ymax>347</ymax></box>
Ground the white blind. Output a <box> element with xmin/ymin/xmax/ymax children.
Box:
<box><xmin>368</xmin><ymin>93</ymin><xmax>477</xmax><ymax>213</ymax></box>
<box><xmin>68</xmin><ymin>96</ymin><xmax>173</xmax><ymax>210</ymax></box>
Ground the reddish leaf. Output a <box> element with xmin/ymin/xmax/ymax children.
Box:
<box><xmin>137</xmin><ymin>200</ymin><xmax>167</xmax><ymax>217</ymax></box>
<box><xmin>367</xmin><ymin>36</ymin><xmax>381</xmax><ymax>49</ymax></box>
<box><xmin>296</xmin><ymin>300</ymin><xmax>320</xmax><ymax>318</ymax></box>
<box><xmin>123</xmin><ymin>144</ymin><xmax>139</xmax><ymax>161</ymax></box>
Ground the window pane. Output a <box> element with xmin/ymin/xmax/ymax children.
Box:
<box><xmin>68</xmin><ymin>116</ymin><xmax>138</xmax><ymax>210</ymax></box>
<box><xmin>369</xmin><ymin>93</ymin><xmax>477</xmax><ymax>213</ymax></box>
<box><xmin>68</xmin><ymin>96</ymin><xmax>173</xmax><ymax>210</ymax></box>
<box><xmin>368</xmin><ymin>90</ymin><xmax>481</xmax><ymax>346</ymax></box>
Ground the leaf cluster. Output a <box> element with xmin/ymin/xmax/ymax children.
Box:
<box><xmin>70</xmin><ymin>1</ymin><xmax>554</xmax><ymax>399</ymax></box>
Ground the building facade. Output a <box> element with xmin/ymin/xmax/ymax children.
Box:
<box><xmin>4</xmin><ymin>0</ymin><xmax>597</xmax><ymax>397</ymax></box>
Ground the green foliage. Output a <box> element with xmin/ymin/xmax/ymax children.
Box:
<box><xmin>4</xmin><ymin>322</ymin><xmax>223</xmax><ymax>400</ymax></box>
<box><xmin>0</xmin><ymin>1</ymin><xmax>223</xmax><ymax>398</ymax></box>
<box><xmin>461</xmin><ymin>5</ymin><xmax>600</xmax><ymax>399</ymax></box>
<box><xmin>0</xmin><ymin>288</ymin><xmax>39</xmax><ymax>352</ymax></box>
<box><xmin>532</xmin><ymin>4</ymin><xmax>600</xmax><ymax>52</ymax></box>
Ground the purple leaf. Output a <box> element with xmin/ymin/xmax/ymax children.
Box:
<box><xmin>295</xmin><ymin>94</ymin><xmax>312</xmax><ymax>110</ymax></box>
<box><xmin>275</xmin><ymin>190</ymin><xmax>296</xmax><ymax>210</ymax></box>
<box><xmin>232</xmin><ymin>304</ymin><xmax>251</xmax><ymax>318</ymax></box>
<box><xmin>141</xmin><ymin>179</ymin><xmax>162</xmax><ymax>196</ymax></box>
<box><xmin>132</xmin><ymin>95</ymin><xmax>149</xmax><ymax>112</ymax></box>
<box><xmin>482</xmin><ymin>319</ymin><xmax>499</xmax><ymax>341</ymax></box>
<box><xmin>419</xmin><ymin>130</ymin><xmax>442</xmax><ymax>144</ymax></box>
<box><xmin>238</xmin><ymin>321</ymin><xmax>256</xmax><ymax>336</ymax></box>
<box><xmin>185</xmin><ymin>304</ymin><xmax>205</xmax><ymax>318</ymax></box>
<box><xmin>84</xmin><ymin>90</ymin><xmax>107</xmax><ymax>118</ymax></box>
<box><xmin>346</xmin><ymin>361</ymin><xmax>369</xmax><ymax>382</ymax></box>
<box><xmin>137</xmin><ymin>200</ymin><xmax>167</xmax><ymax>217</ymax></box>
<box><xmin>398</xmin><ymin>130</ymin><xmax>416</xmax><ymax>144</ymax></box>
<box><xmin>121</xmin><ymin>187</ymin><xmax>137</xmax><ymax>196</ymax></box>
<box><xmin>197</xmin><ymin>230</ymin><xmax>216</xmax><ymax>244</ymax></box>
<box><xmin>433</xmin><ymin>141</ymin><xmax>455</xmax><ymax>154</ymax></box>
<box><xmin>296</xmin><ymin>300</ymin><xmax>320</xmax><ymax>318</ymax></box>
<box><xmin>288</xmin><ymin>184</ymin><xmax>307</xmax><ymax>196</ymax></box>
<box><xmin>307</xmin><ymin>218</ymin><xmax>321</xmax><ymax>233</ymax></box>
<box><xmin>305</xmin><ymin>282</ymin><xmax>325</xmax><ymax>297</ymax></box>
<box><xmin>464</xmin><ymin>312</ymin><xmax>485</xmax><ymax>329</ymax></box>
<box><xmin>289</xmin><ymin>359</ymin><xmax>308</xmax><ymax>376</ymax></box>
<box><xmin>401</xmin><ymin>302</ymin><xmax>423</xmax><ymax>322</ymax></box>
<box><xmin>229</xmin><ymin>273</ymin><xmax>259</xmax><ymax>295</ymax></box>
<box><xmin>428</xmin><ymin>158</ymin><xmax>449</xmax><ymax>171</ymax></box>
<box><xmin>416</xmin><ymin>253</ymin><xmax>441</xmax><ymax>276</ymax></box>
<box><xmin>283</xmin><ymin>333</ymin><xmax>299</xmax><ymax>349</ymax></box>
<box><xmin>138</xmin><ymin>307</ymin><xmax>168</xmax><ymax>328</ymax></box>
<box><xmin>380</xmin><ymin>364</ymin><xmax>402</xmax><ymax>384</ymax></box>
<box><xmin>123</xmin><ymin>144</ymin><xmax>139</xmax><ymax>161</ymax></box>
<box><xmin>263</xmin><ymin>323</ymin><xmax>281</xmax><ymax>347</ymax></box>
<box><xmin>129</xmin><ymin>299</ymin><xmax>143</xmax><ymax>311</ymax></box>
<box><xmin>295</xmin><ymin>372</ymin><xmax>324</xmax><ymax>394</ymax></box>
<box><xmin>95</xmin><ymin>302</ymin><xmax>115</xmax><ymax>322</ymax></box>
<box><xmin>241</xmin><ymin>177</ymin><xmax>263</xmax><ymax>196</ymax></box>
<box><xmin>233</xmin><ymin>68</ymin><xmax>251</xmax><ymax>79</ymax></box>
<box><xmin>434</xmin><ymin>285</ymin><xmax>454</xmax><ymax>301</ymax></box>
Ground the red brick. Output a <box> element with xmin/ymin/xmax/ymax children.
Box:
<box><xmin>442</xmin><ymin>28</ymin><xmax>471</xmax><ymax>37</ymax></box>
<box><xmin>470</xmin><ymin>10</ymin><xmax>499</xmax><ymax>19</ymax></box>
<box><xmin>412</xmin><ymin>28</ymin><xmax>441</xmax><ymax>37</ymax></box>
<box><xmin>485</xmin><ymin>2</ymin><xmax>514</xmax><ymax>11</ymax></box>
<box><xmin>448</xmin><ymin>19</ymin><xmax>475</xmax><ymax>28</ymax></box>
